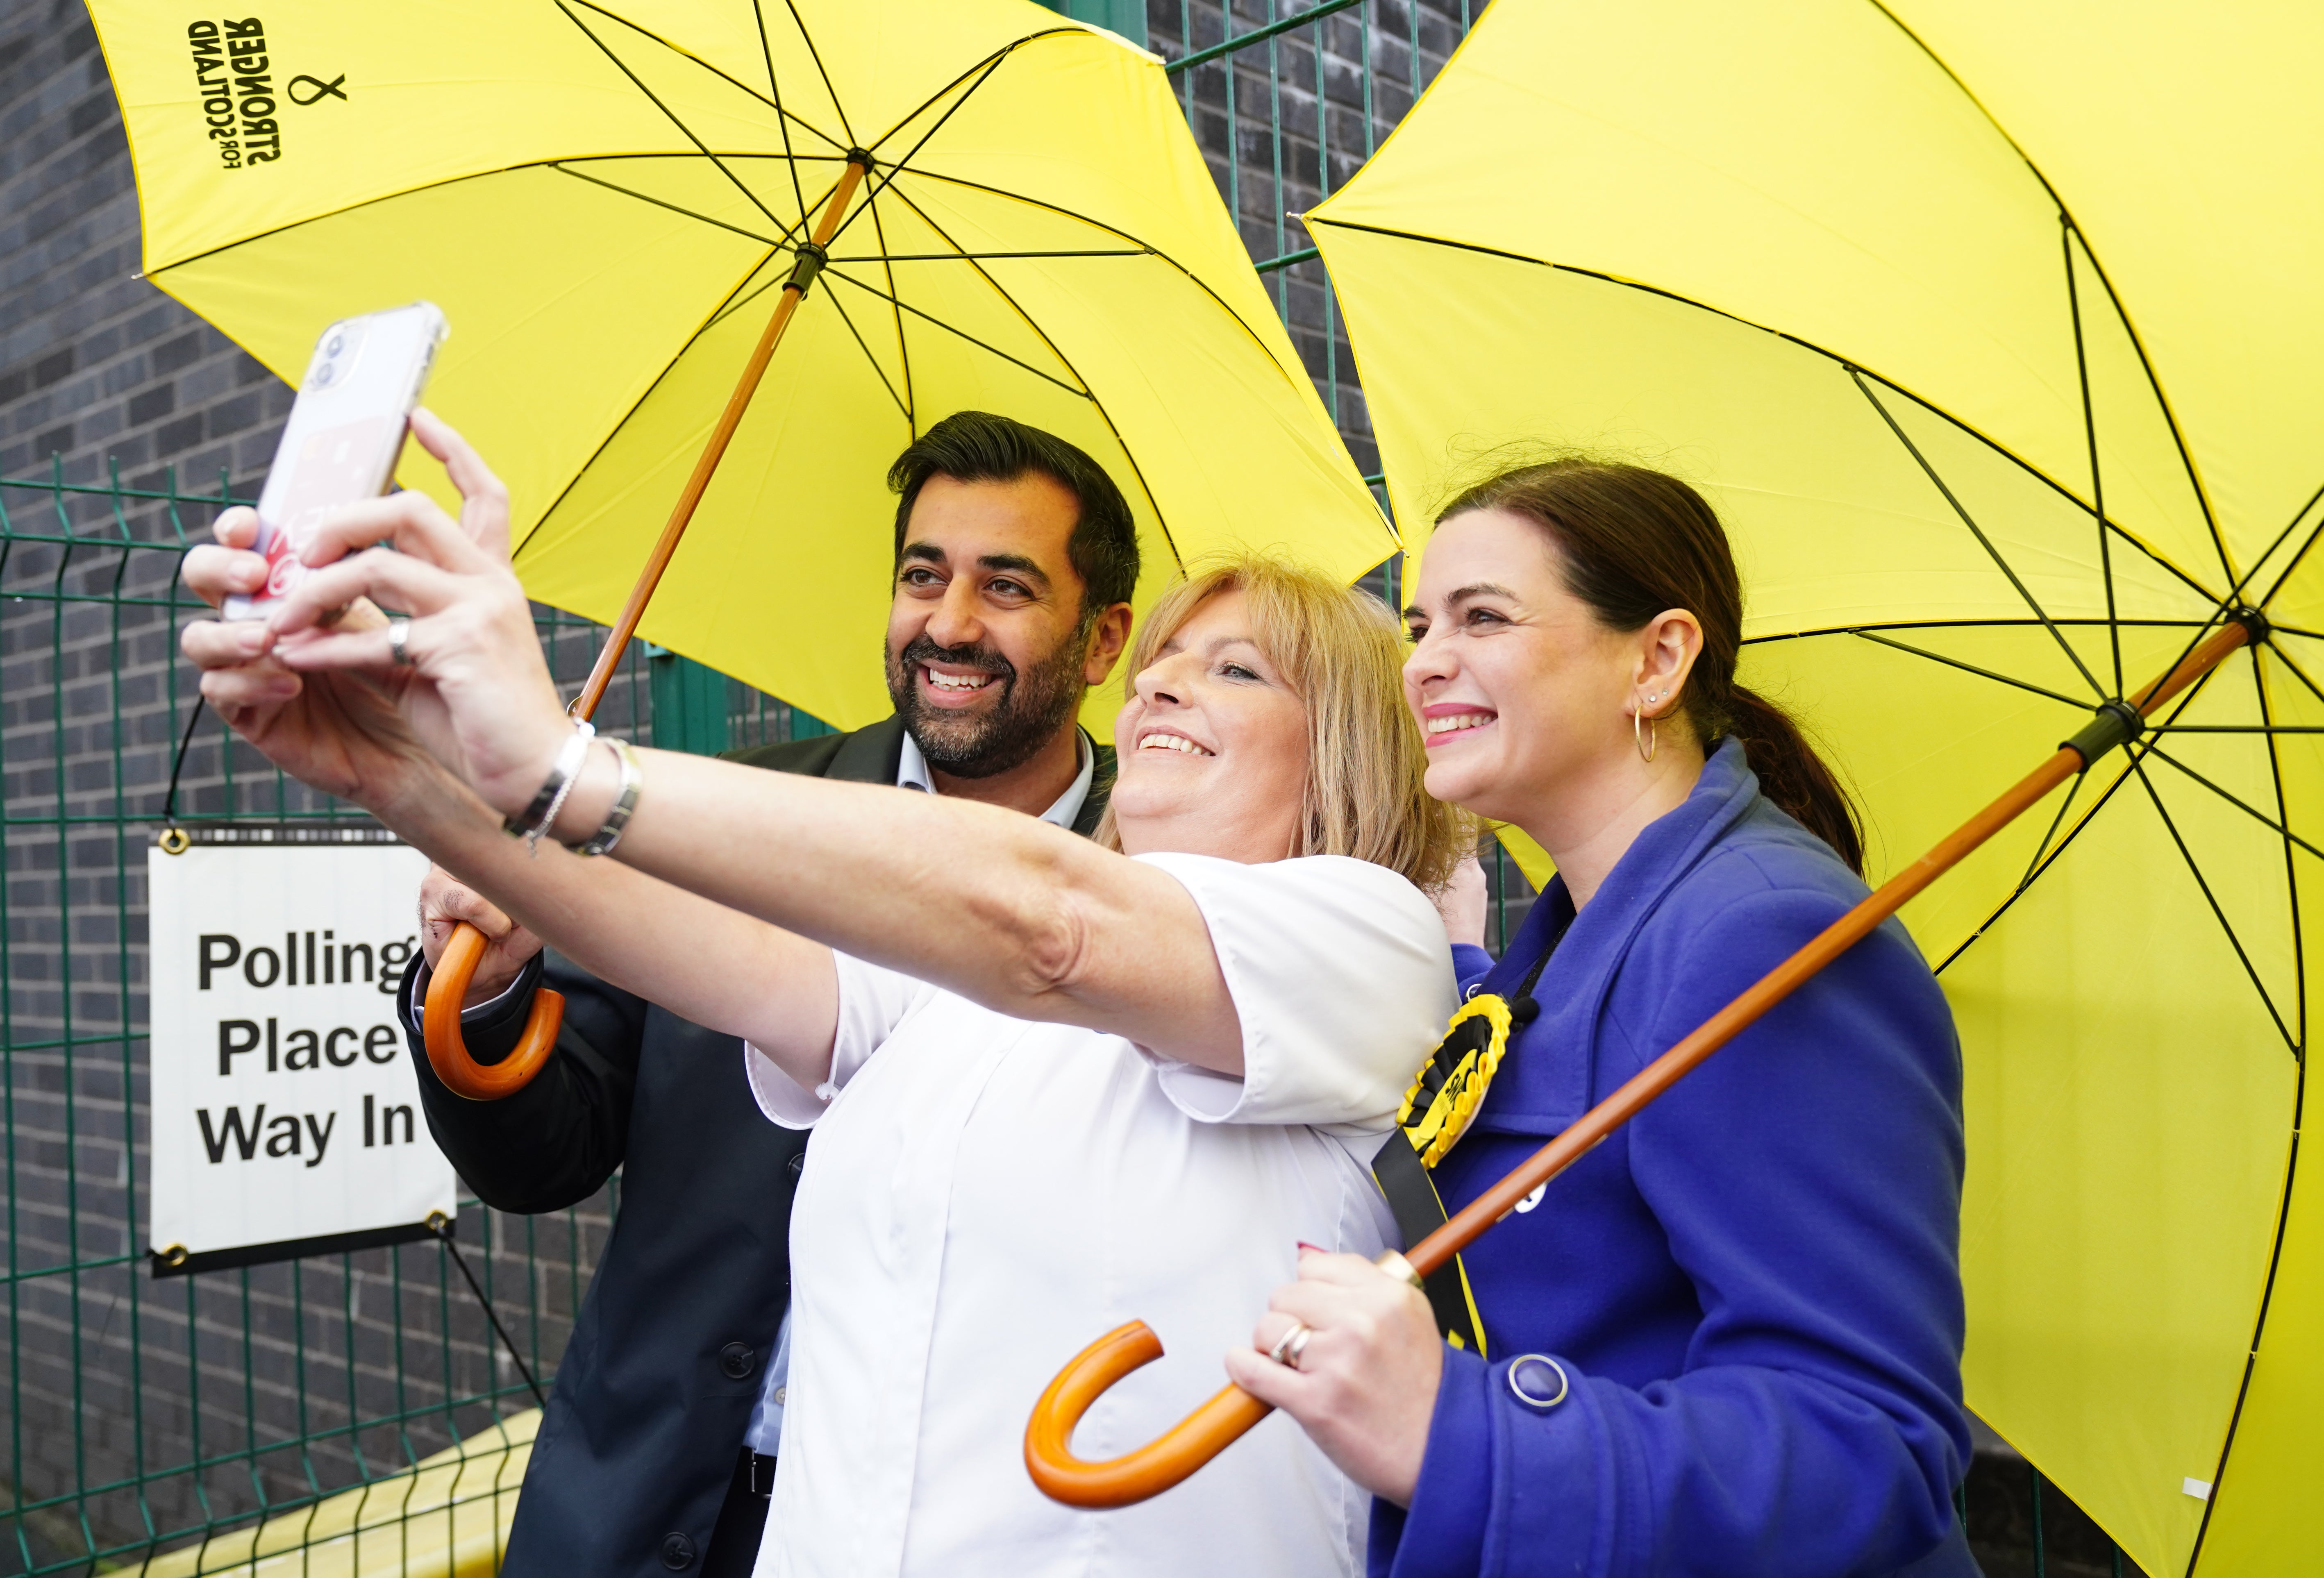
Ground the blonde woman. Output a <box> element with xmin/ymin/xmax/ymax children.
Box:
<box><xmin>179</xmin><ymin>417</ymin><xmax>1468</xmax><ymax>1578</ymax></box>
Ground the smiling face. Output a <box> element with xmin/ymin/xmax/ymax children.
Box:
<box><xmin>1107</xmin><ymin>588</ymin><xmax>1311</xmax><ymax>863</ymax></box>
<box><xmin>884</xmin><ymin>472</ymin><xmax>1119</xmax><ymax>779</ymax></box>
<box><xmin>1403</xmin><ymin>508</ymin><xmax>1701</xmax><ymax>832</ymax></box>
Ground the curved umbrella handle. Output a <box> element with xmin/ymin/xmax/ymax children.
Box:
<box><xmin>1023</xmin><ymin>1321</ymin><xmax>1273</xmax><ymax>1508</ymax></box>
<box><xmin>421</xmin><ymin>920</ymin><xmax>564</xmax><ymax>1101</ymax></box>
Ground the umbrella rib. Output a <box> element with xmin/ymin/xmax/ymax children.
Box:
<box><xmin>508</xmin><ymin>250</ymin><xmax>781</xmax><ymax>561</ymax></box>
<box><xmin>2258</xmin><ymin>633</ymin><xmax>2324</xmax><ymax>710</ymax></box>
<box><xmin>781</xmin><ymin>0</ymin><xmax>858</xmax><ymax>148</ymax></box>
<box><xmin>824</xmin><ymin>251</ymin><xmax>1150</xmax><ymax>262</ymax></box>
<box><xmin>561</xmin><ymin>0</ymin><xmax>788</xmax><ymax>120</ymax></box>
<box><xmin>1304</xmin><ymin>216</ymin><xmax>2226</xmax><ymax>604</ymax></box>
<box><xmin>816</xmin><ymin>279</ymin><xmax>911</xmax><ymax>422</ymax></box>
<box><xmin>552</xmin><ymin>0</ymin><xmax>794</xmax><ymax>237</ymax></box>
<box><xmin>860</xmin><ymin>175</ymin><xmax>915</xmax><ymax>431</ymax></box>
<box><xmin>895</xmin><ymin>167</ymin><xmax>1327</xmax><ymax>408</ymax></box>
<box><xmin>819</xmin><ymin>266</ymin><xmax>1090</xmax><ymax>398</ymax></box>
<box><xmin>2140</xmin><ymin>743</ymin><xmax>2324</xmax><ymax>865</ymax></box>
<box><xmin>2123</xmin><ymin>753</ymin><xmax>2299</xmax><ymax>1051</ymax></box>
<box><xmin>2255</xmin><ymin>487</ymin><xmax>2324</xmax><ymax>610</ymax></box>
<box><xmin>749</xmin><ymin>0</ymin><xmax>810</xmax><ymax>218</ymax></box>
<box><xmin>1861</xmin><ymin>1</ymin><xmax>2233</xmax><ymax>579</ymax></box>
<box><xmin>2255</xmin><ymin>636</ymin><xmax>2306</xmax><ymax>1054</ymax></box>
<box><xmin>2061</xmin><ymin>223</ymin><xmax>2124</xmax><ymax>697</ymax></box>
<box><xmin>1847</xmin><ymin>368</ymin><xmax>2107</xmax><ymax>700</ymax></box>
<box><xmin>2012</xmin><ymin>767</ymin><xmax>2087</xmax><ymax>894</ymax></box>
<box><xmin>550</xmin><ymin>163</ymin><xmax>787</xmax><ymax>248</ymax></box>
<box><xmin>1841</xmin><ymin>629</ymin><xmax>2090</xmax><ymax>709</ymax></box>
<box><xmin>1929</xmin><ymin>762</ymin><xmax>2139</xmax><ymax>976</ymax></box>
<box><xmin>1755</xmin><ymin>616</ymin><xmax>2235</xmax><ymax>638</ymax></box>
<box><xmin>857</xmin><ymin>187</ymin><xmax>1191</xmax><ymax>573</ymax></box>
<box><xmin>825</xmin><ymin>51</ymin><xmax>1020</xmax><ymax>257</ymax></box>
<box><xmin>1928</xmin><ymin>651</ymin><xmax>2235</xmax><ymax>976</ymax></box>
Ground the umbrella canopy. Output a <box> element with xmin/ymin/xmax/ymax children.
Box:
<box><xmin>1309</xmin><ymin>1</ymin><xmax>2324</xmax><ymax>1571</ymax></box>
<box><xmin>93</xmin><ymin>0</ymin><xmax>1387</xmax><ymax>727</ymax></box>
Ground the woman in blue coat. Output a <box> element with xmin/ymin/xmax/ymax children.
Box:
<box><xmin>1226</xmin><ymin>459</ymin><xmax>1978</xmax><ymax>1577</ymax></box>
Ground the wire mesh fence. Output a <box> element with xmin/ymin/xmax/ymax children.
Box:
<box><xmin>0</xmin><ymin>0</ymin><xmax>2142</xmax><ymax>1573</ymax></box>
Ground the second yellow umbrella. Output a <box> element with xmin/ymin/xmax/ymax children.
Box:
<box><xmin>1307</xmin><ymin>0</ymin><xmax>2324</xmax><ymax>1571</ymax></box>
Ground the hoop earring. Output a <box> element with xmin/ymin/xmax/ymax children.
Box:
<box><xmin>1634</xmin><ymin>707</ymin><xmax>1658</xmax><ymax>763</ymax></box>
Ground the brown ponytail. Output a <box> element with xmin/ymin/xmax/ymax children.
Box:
<box><xmin>1438</xmin><ymin>458</ymin><xmax>1865</xmax><ymax>874</ymax></box>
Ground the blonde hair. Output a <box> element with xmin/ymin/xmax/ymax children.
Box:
<box><xmin>1095</xmin><ymin>554</ymin><xmax>1470</xmax><ymax>894</ymax></box>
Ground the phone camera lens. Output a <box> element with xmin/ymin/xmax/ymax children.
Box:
<box><xmin>312</xmin><ymin>362</ymin><xmax>336</xmax><ymax>387</ymax></box>
<box><xmin>325</xmin><ymin>334</ymin><xmax>345</xmax><ymax>355</ymax></box>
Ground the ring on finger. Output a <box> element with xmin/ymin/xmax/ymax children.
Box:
<box><xmin>1268</xmin><ymin>1321</ymin><xmax>1314</xmax><ymax>1370</ymax></box>
<box><xmin>387</xmin><ymin>617</ymin><xmax>414</xmax><ymax>666</ymax></box>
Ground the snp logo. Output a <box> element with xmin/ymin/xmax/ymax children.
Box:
<box><xmin>186</xmin><ymin>16</ymin><xmax>343</xmax><ymax>171</ymax></box>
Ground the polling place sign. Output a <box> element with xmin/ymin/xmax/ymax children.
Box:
<box><xmin>146</xmin><ymin>828</ymin><xmax>454</xmax><ymax>1275</ymax></box>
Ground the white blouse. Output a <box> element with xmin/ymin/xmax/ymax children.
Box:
<box><xmin>745</xmin><ymin>852</ymin><xmax>1458</xmax><ymax>1578</ymax></box>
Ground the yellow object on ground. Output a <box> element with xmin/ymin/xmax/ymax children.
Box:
<box><xmin>90</xmin><ymin>1</ymin><xmax>1386</xmax><ymax>727</ymax></box>
<box><xmin>136</xmin><ymin>1409</ymin><xmax>537</xmax><ymax>1578</ymax></box>
<box><xmin>1311</xmin><ymin>2</ymin><xmax>2323</xmax><ymax>1571</ymax></box>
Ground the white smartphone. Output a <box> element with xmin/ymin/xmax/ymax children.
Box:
<box><xmin>223</xmin><ymin>301</ymin><xmax>449</xmax><ymax>620</ymax></box>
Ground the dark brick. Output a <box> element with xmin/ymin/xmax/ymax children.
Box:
<box><xmin>34</xmin><ymin>422</ymin><xmax>71</xmax><ymax>456</ymax></box>
<box><xmin>205</xmin><ymin>391</ymin><xmax>261</xmax><ymax>438</ymax></box>
<box><xmin>153</xmin><ymin>414</ymin><xmax>202</xmax><ymax>456</ymax></box>
<box><xmin>34</xmin><ymin>347</ymin><xmax>73</xmax><ymax>387</ymax></box>
<box><xmin>150</xmin><ymin>331</ymin><xmax>202</xmax><ymax>375</ymax></box>
<box><xmin>125</xmin><ymin>385</ymin><xmax>171</xmax><ymax>426</ymax></box>
<box><xmin>67</xmin><ymin>92</ymin><xmax>111</xmax><ymax>139</ymax></box>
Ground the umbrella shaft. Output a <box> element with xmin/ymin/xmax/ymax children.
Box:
<box><xmin>574</xmin><ymin>158</ymin><xmax>871</xmax><ymax>722</ymax></box>
<box><xmin>1408</xmin><ymin>618</ymin><xmax>2253</xmax><ymax>1279</ymax></box>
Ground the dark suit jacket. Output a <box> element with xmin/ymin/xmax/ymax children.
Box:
<box><xmin>399</xmin><ymin>715</ymin><xmax>1113</xmax><ymax>1578</ymax></box>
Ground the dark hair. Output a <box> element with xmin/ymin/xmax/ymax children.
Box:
<box><xmin>1438</xmin><ymin>459</ymin><xmax>1864</xmax><ymax>874</ymax></box>
<box><xmin>887</xmin><ymin>411</ymin><xmax>1140</xmax><ymax>620</ymax></box>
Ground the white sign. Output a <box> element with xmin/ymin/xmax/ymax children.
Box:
<box><xmin>146</xmin><ymin>836</ymin><xmax>454</xmax><ymax>1272</ymax></box>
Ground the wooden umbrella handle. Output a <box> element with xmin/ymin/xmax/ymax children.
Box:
<box><xmin>1024</xmin><ymin>618</ymin><xmax>2256</xmax><ymax>1509</ymax></box>
<box><xmin>1024</xmin><ymin>1323</ymin><xmax>1273</xmax><ymax>1508</ymax></box>
<box><xmin>421</xmin><ymin>919</ymin><xmax>565</xmax><ymax>1101</ymax></box>
<box><xmin>418</xmin><ymin>162</ymin><xmax>873</xmax><ymax>1099</ymax></box>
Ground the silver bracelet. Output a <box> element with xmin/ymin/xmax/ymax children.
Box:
<box><xmin>573</xmin><ymin>737</ymin><xmax>643</xmax><ymax>857</ymax></box>
<box><xmin>503</xmin><ymin>718</ymin><xmax>596</xmax><ymax>855</ymax></box>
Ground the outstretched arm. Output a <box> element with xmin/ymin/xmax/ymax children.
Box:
<box><xmin>181</xmin><ymin>413</ymin><xmax>1242</xmax><ymax>1085</ymax></box>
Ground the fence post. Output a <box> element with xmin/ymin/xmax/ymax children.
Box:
<box><xmin>647</xmin><ymin>648</ymin><xmax>731</xmax><ymax>756</ymax></box>
<box><xmin>1036</xmin><ymin>0</ymin><xmax>1148</xmax><ymax>50</ymax></box>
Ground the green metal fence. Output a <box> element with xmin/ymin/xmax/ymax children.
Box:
<box><xmin>2</xmin><ymin>1</ymin><xmax>2138</xmax><ymax>1573</ymax></box>
<box><xmin>0</xmin><ymin>463</ymin><xmax>834</xmax><ymax>1576</ymax></box>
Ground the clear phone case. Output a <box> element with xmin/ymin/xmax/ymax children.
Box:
<box><xmin>224</xmin><ymin>301</ymin><xmax>448</xmax><ymax>620</ymax></box>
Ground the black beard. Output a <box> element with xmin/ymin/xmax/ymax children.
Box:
<box><xmin>885</xmin><ymin>625</ymin><xmax>1087</xmax><ymax>781</ymax></box>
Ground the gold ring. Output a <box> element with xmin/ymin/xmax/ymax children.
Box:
<box><xmin>157</xmin><ymin>827</ymin><xmax>191</xmax><ymax>856</ymax></box>
<box><xmin>387</xmin><ymin>617</ymin><xmax>415</xmax><ymax>666</ymax></box>
<box><xmin>1374</xmin><ymin>1249</ymin><xmax>1424</xmax><ymax>1289</ymax></box>
<box><xmin>1268</xmin><ymin>1321</ymin><xmax>1313</xmax><ymax>1369</ymax></box>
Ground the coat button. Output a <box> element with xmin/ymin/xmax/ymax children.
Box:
<box><xmin>719</xmin><ymin>1342</ymin><xmax>757</xmax><ymax>1380</ymax></box>
<box><xmin>787</xmin><ymin>1151</ymin><xmax>805</xmax><ymax>1176</ymax></box>
<box><xmin>660</xmin><ymin>1533</ymin><xmax>697</xmax><ymax>1569</ymax></box>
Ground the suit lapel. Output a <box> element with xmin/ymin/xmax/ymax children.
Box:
<box><xmin>824</xmin><ymin>716</ymin><xmax>908</xmax><ymax>785</ymax></box>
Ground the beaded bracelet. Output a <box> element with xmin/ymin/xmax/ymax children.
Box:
<box><xmin>503</xmin><ymin>718</ymin><xmax>596</xmax><ymax>856</ymax></box>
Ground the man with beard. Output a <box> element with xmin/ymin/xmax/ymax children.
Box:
<box><xmin>394</xmin><ymin>411</ymin><xmax>1136</xmax><ymax>1578</ymax></box>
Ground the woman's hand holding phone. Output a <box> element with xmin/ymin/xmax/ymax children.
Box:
<box><xmin>180</xmin><ymin>409</ymin><xmax>570</xmax><ymax>824</ymax></box>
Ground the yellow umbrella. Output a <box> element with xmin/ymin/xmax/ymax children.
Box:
<box><xmin>95</xmin><ymin>0</ymin><xmax>1387</xmax><ymax>1095</ymax></box>
<box><xmin>91</xmin><ymin>0</ymin><xmax>1387</xmax><ymax>728</ymax></box>
<box><xmin>1304</xmin><ymin>1</ymin><xmax>2322</xmax><ymax>1571</ymax></box>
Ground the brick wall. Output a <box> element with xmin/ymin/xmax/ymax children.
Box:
<box><xmin>1</xmin><ymin>5</ymin><xmax>613</xmax><ymax>1568</ymax></box>
<box><xmin>0</xmin><ymin>0</ymin><xmax>1511</xmax><ymax>1569</ymax></box>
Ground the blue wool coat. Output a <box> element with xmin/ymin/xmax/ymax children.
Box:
<box><xmin>1374</xmin><ymin>739</ymin><xmax>1977</xmax><ymax>1578</ymax></box>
